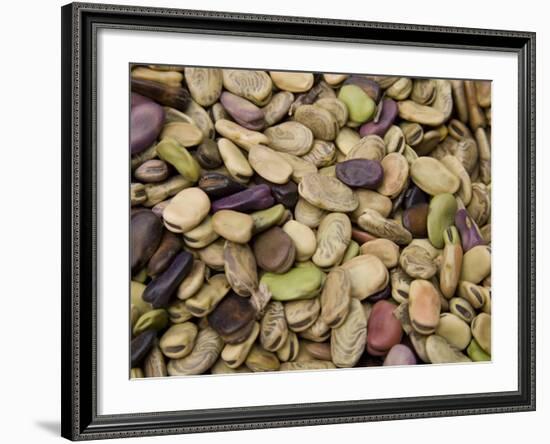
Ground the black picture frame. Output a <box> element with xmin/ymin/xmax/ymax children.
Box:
<box><xmin>61</xmin><ymin>2</ymin><xmax>536</xmax><ymax>440</ymax></box>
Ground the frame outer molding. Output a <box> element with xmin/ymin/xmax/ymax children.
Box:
<box><xmin>61</xmin><ymin>2</ymin><xmax>536</xmax><ymax>440</ymax></box>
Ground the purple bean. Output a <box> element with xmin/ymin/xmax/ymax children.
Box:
<box><xmin>359</xmin><ymin>99</ymin><xmax>398</xmax><ymax>138</ymax></box>
<box><xmin>220</xmin><ymin>92</ymin><xmax>265</xmax><ymax>130</ymax></box>
<box><xmin>131</xmin><ymin>330</ymin><xmax>156</xmax><ymax>367</ymax></box>
<box><xmin>131</xmin><ymin>210</ymin><xmax>163</xmax><ymax>273</ymax></box>
<box><xmin>455</xmin><ymin>208</ymin><xmax>485</xmax><ymax>252</ymax></box>
<box><xmin>211</xmin><ymin>184</ymin><xmax>275</xmax><ymax>213</ymax></box>
<box><xmin>335</xmin><ymin>159</ymin><xmax>384</xmax><ymax>189</ymax></box>
<box><xmin>130</xmin><ymin>94</ymin><xmax>165</xmax><ymax>154</ymax></box>
<box><xmin>254</xmin><ymin>176</ymin><xmax>298</xmax><ymax>208</ymax></box>
<box><xmin>383</xmin><ymin>344</ymin><xmax>417</xmax><ymax>366</ymax></box>
<box><xmin>131</xmin><ymin>92</ymin><xmax>151</xmax><ymax>107</ymax></box>
<box><xmin>142</xmin><ymin>251</ymin><xmax>194</xmax><ymax>308</ymax></box>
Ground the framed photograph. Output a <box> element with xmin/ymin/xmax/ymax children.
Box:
<box><xmin>61</xmin><ymin>2</ymin><xmax>536</xmax><ymax>441</ymax></box>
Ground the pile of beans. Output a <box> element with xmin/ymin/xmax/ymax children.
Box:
<box><xmin>130</xmin><ymin>66</ymin><xmax>492</xmax><ymax>378</ymax></box>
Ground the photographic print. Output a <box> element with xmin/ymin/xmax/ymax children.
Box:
<box><xmin>129</xmin><ymin>67</ymin><xmax>492</xmax><ymax>377</ymax></box>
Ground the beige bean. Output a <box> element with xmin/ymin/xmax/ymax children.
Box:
<box><xmin>210</xmin><ymin>359</ymin><xmax>249</xmax><ymax>375</ymax></box>
<box><xmin>384</xmin><ymin>125</ymin><xmax>406</xmax><ymax>154</ymax></box>
<box><xmin>223</xmin><ymin>241</ymin><xmax>258</xmax><ymax>297</ymax></box>
<box><xmin>475</xmin><ymin>81</ymin><xmax>491</xmax><ymax>108</ymax></box>
<box><xmin>450</xmin><ymin>80</ymin><xmax>469</xmax><ymax>123</ymax></box>
<box><xmin>432</xmin><ymin>80</ymin><xmax>453</xmax><ymax>122</ymax></box>
<box><xmin>448</xmin><ymin>119</ymin><xmax>473</xmax><ymax>141</ymax></box>
<box><xmin>351</xmin><ymin>190</ymin><xmax>392</xmax><ymax>221</ymax></box>
<box><xmin>410</xmin><ymin>157</ymin><xmax>460</xmax><ymax>195</ymax></box>
<box><xmin>357</xmin><ymin>209</ymin><xmax>412</xmax><ymax>245</ymax></box>
<box><xmin>222</xmin><ymin>322</ymin><xmax>260</xmax><ymax>368</ymax></box>
<box><xmin>315</xmin><ymin>98</ymin><xmax>349</xmax><ymax>128</ymax></box>
<box><xmin>340</xmin><ymin>254</ymin><xmax>389</xmax><ymax>301</ymax></box>
<box><xmin>167</xmin><ymin>327</ymin><xmax>223</xmax><ymax>375</ymax></box>
<box><xmin>449</xmin><ymin>297</ymin><xmax>476</xmax><ymax>324</ymax></box>
<box><xmin>276</xmin><ymin>331</ymin><xmax>300</xmax><ymax>362</ymax></box>
<box><xmin>270</xmin><ymin>71</ymin><xmax>314</xmax><ymax>92</ymax></box>
<box><xmin>143</xmin><ymin>176</ymin><xmax>192</xmax><ymax>208</ymax></box>
<box><xmin>320</xmin><ymin>268</ymin><xmax>351</xmax><ymax>328</ymax></box>
<box><xmin>386</xmin><ymin>77</ymin><xmax>413</xmax><ymax>100</ymax></box>
<box><xmin>217</xmin><ymin>138</ymin><xmax>254</xmax><ymax>183</ymax></box>
<box><xmin>183</xmin><ymin>216</ymin><xmax>219</xmax><ymax>249</ymax></box>
<box><xmin>464</xmin><ymin>80</ymin><xmax>486</xmax><ymax>131</ymax></box>
<box><xmin>303</xmin><ymin>342</ymin><xmax>332</xmax><ymax>361</ymax></box>
<box><xmin>132</xmin><ymin>66</ymin><xmax>183</xmax><ymax>86</ymax></box>
<box><xmin>475</xmin><ymin>128</ymin><xmax>491</xmax><ymax>185</ymax></box>
<box><xmin>298</xmin><ymin>173</ymin><xmax>358</xmax><ymax>212</ymax></box>
<box><xmin>264</xmin><ymin>121</ymin><xmax>313</xmax><ymax>156</ymax></box>
<box><xmin>294</xmin><ymin>105</ymin><xmax>339</xmax><ymax>141</ymax></box>
<box><xmin>323</xmin><ymin>74</ymin><xmax>349</xmax><ymax>85</ymax></box>
<box><xmin>294</xmin><ymin>197</ymin><xmax>327</xmax><ymax>228</ymax></box>
<box><xmin>185</xmin><ymin>274</ymin><xmax>231</xmax><ymax>317</ymax></box>
<box><xmin>467</xmin><ymin>183</ymin><xmax>491</xmax><ymax>227</ymax></box>
<box><xmin>284</xmin><ymin>298</ymin><xmax>320</xmax><ymax>332</ymax></box>
<box><xmin>335</xmin><ymin>127</ymin><xmax>361</xmax><ymax>155</ymax></box>
<box><xmin>400</xmin><ymin>122</ymin><xmax>424</xmax><ymax>146</ymax></box>
<box><xmin>260</xmin><ymin>302</ymin><xmax>289</xmax><ymax>352</ymax></box>
<box><xmin>163</xmin><ymin>188</ymin><xmax>210</xmax><ymax>233</ymax></box>
<box><xmin>377</xmin><ymin>153</ymin><xmax>409</xmax><ymax>198</ymax></box>
<box><xmin>439</xmin><ymin>226</ymin><xmax>463</xmax><ymax>299</ymax></box>
<box><xmin>347</xmin><ymin>135</ymin><xmax>385</xmax><ymax>161</ymax></box>
<box><xmin>397</xmin><ymin>100</ymin><xmax>446</xmax><ymax>126</ymax></box>
<box><xmin>278</xmin><ymin>152</ymin><xmax>317</xmax><ymax>183</ymax></box>
<box><xmin>360</xmin><ymin>238</ymin><xmax>400</xmax><ymax>268</ymax></box>
<box><xmin>222</xmin><ymin>69</ymin><xmax>272</xmax><ymax>105</ymax></box>
<box><xmin>457</xmin><ymin>281</ymin><xmax>488</xmax><ymax>309</ymax></box>
<box><xmin>440</xmin><ymin>155</ymin><xmax>472</xmax><ymax>206</ymax></box>
<box><xmin>300</xmin><ymin>317</ymin><xmax>331</xmax><ymax>342</ymax></box>
<box><xmin>302</xmin><ymin>140</ymin><xmax>337</xmax><ymax>168</ymax></box>
<box><xmin>177</xmin><ymin>260</ymin><xmax>206</xmax><ymax>300</ymax></box>
<box><xmin>435</xmin><ymin>313</ymin><xmax>471</xmax><ymax>350</ymax></box>
<box><xmin>215</xmin><ymin>119</ymin><xmax>270</xmax><ymax>152</ymax></box>
<box><xmin>143</xmin><ymin>345</ymin><xmax>168</xmax><ymax>377</ymax></box>
<box><xmin>461</xmin><ymin>245</ymin><xmax>491</xmax><ymax>284</ymax></box>
<box><xmin>280</xmin><ymin>360</ymin><xmax>336</xmax><ymax>371</ymax></box>
<box><xmin>185</xmin><ymin>100</ymin><xmax>215</xmax><ymax>139</ymax></box>
<box><xmin>211</xmin><ymin>210</ymin><xmax>254</xmax><ymax>244</ymax></box>
<box><xmin>160</xmin><ymin>323</ymin><xmax>198</xmax><ymax>359</ymax></box>
<box><xmin>248</xmin><ymin>144</ymin><xmax>293</xmax><ymax>184</ymax></box>
<box><xmin>390</xmin><ymin>267</ymin><xmax>413</xmax><ymax>304</ymax></box>
<box><xmin>425</xmin><ymin>334</ymin><xmax>471</xmax><ymax>364</ymax></box>
<box><xmin>331</xmin><ymin>299</ymin><xmax>367</xmax><ymax>367</ymax></box>
<box><xmin>312</xmin><ymin>213</ymin><xmax>352</xmax><ymax>268</ymax></box>
<box><xmin>184</xmin><ymin>67</ymin><xmax>223</xmax><ymax>106</ymax></box>
<box><xmin>167</xmin><ymin>300</ymin><xmax>194</xmax><ymax>324</ymax></box>
<box><xmin>282</xmin><ymin>220</ymin><xmax>317</xmax><ymax>262</ymax></box>
<box><xmin>245</xmin><ymin>345</ymin><xmax>280</xmax><ymax>372</ymax></box>
<box><xmin>471</xmin><ymin>313</ymin><xmax>491</xmax><ymax>354</ymax></box>
<box><xmin>262</xmin><ymin>91</ymin><xmax>294</xmax><ymax>127</ymax></box>
<box><xmin>160</xmin><ymin>122</ymin><xmax>203</xmax><ymax>147</ymax></box>
<box><xmin>408</xmin><ymin>279</ymin><xmax>441</xmax><ymax>335</ymax></box>
<box><xmin>131</xmin><ymin>183</ymin><xmax>146</xmax><ymax>206</ymax></box>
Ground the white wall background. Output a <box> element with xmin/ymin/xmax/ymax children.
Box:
<box><xmin>0</xmin><ymin>0</ymin><xmax>546</xmax><ymax>442</ymax></box>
